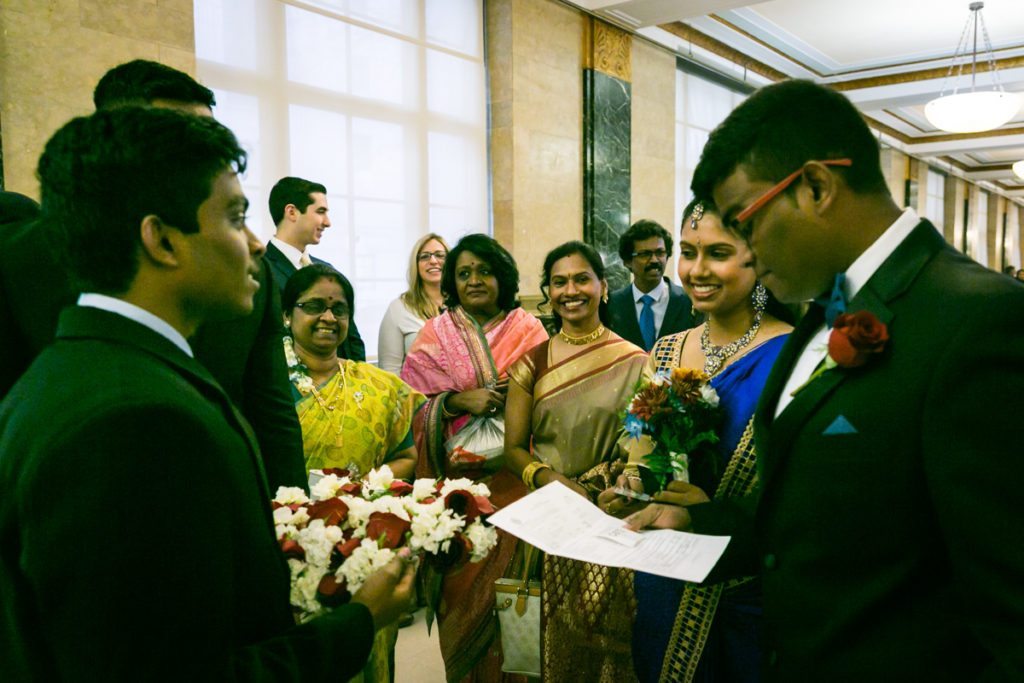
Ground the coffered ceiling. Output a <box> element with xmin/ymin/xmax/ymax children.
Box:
<box><xmin>569</xmin><ymin>0</ymin><xmax>1024</xmax><ymax>202</ymax></box>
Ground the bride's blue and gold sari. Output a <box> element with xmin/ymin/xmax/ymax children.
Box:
<box><xmin>634</xmin><ymin>331</ymin><xmax>788</xmax><ymax>683</ymax></box>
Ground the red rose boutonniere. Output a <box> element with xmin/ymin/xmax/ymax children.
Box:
<box><xmin>791</xmin><ymin>310</ymin><xmax>889</xmax><ymax>397</ymax></box>
<box><xmin>827</xmin><ymin>311</ymin><xmax>889</xmax><ymax>367</ymax></box>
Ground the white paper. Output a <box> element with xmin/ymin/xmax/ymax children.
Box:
<box><xmin>487</xmin><ymin>481</ymin><xmax>730</xmax><ymax>583</ymax></box>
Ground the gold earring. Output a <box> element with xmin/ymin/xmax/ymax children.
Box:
<box><xmin>602</xmin><ymin>290</ymin><xmax>609</xmax><ymax>304</ymax></box>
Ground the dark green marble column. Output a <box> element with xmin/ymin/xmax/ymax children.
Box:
<box><xmin>583</xmin><ymin>20</ymin><xmax>632</xmax><ymax>291</ymax></box>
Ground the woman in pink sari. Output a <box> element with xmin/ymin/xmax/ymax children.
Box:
<box><xmin>401</xmin><ymin>233</ymin><xmax>549</xmax><ymax>681</ymax></box>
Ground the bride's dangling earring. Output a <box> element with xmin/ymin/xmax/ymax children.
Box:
<box><xmin>751</xmin><ymin>281</ymin><xmax>768</xmax><ymax>313</ymax></box>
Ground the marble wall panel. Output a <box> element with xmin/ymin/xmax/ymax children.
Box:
<box><xmin>630</xmin><ymin>38</ymin><xmax>676</xmax><ymax>238</ymax></box>
<box><xmin>0</xmin><ymin>0</ymin><xmax>196</xmax><ymax>194</ymax></box>
<box><xmin>584</xmin><ymin>68</ymin><xmax>631</xmax><ymax>291</ymax></box>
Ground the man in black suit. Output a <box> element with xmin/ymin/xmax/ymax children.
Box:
<box><xmin>627</xmin><ymin>80</ymin><xmax>1024</xmax><ymax>679</ymax></box>
<box><xmin>265</xmin><ymin>176</ymin><xmax>365</xmax><ymax>361</ymax></box>
<box><xmin>0</xmin><ymin>106</ymin><xmax>414</xmax><ymax>681</ymax></box>
<box><xmin>607</xmin><ymin>219</ymin><xmax>698</xmax><ymax>351</ymax></box>
<box><xmin>0</xmin><ymin>60</ymin><xmax>306</xmax><ymax>491</ymax></box>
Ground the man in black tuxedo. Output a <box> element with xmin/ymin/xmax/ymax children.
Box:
<box><xmin>0</xmin><ymin>60</ymin><xmax>306</xmax><ymax>491</ymax></box>
<box><xmin>627</xmin><ymin>80</ymin><xmax>1024</xmax><ymax>679</ymax></box>
<box><xmin>0</xmin><ymin>106</ymin><xmax>414</xmax><ymax>680</ymax></box>
<box><xmin>607</xmin><ymin>219</ymin><xmax>698</xmax><ymax>351</ymax></box>
<box><xmin>265</xmin><ymin>176</ymin><xmax>365</xmax><ymax>361</ymax></box>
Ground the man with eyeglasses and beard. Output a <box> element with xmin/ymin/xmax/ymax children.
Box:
<box><xmin>607</xmin><ymin>219</ymin><xmax>698</xmax><ymax>351</ymax></box>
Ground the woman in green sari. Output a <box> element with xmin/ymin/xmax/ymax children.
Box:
<box><xmin>283</xmin><ymin>264</ymin><xmax>423</xmax><ymax>480</ymax></box>
<box><xmin>282</xmin><ymin>264</ymin><xmax>425</xmax><ymax>683</ymax></box>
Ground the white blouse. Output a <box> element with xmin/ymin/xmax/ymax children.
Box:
<box><xmin>377</xmin><ymin>297</ymin><xmax>427</xmax><ymax>375</ymax></box>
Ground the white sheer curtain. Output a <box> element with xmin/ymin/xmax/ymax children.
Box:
<box><xmin>194</xmin><ymin>0</ymin><xmax>488</xmax><ymax>359</ymax></box>
<box><xmin>971</xmin><ymin>190</ymin><xmax>989</xmax><ymax>265</ymax></box>
<box><xmin>925</xmin><ymin>168</ymin><xmax>945</xmax><ymax>233</ymax></box>
<box><xmin>674</xmin><ymin>70</ymin><xmax>745</xmax><ymax>229</ymax></box>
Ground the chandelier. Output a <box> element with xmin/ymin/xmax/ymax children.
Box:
<box><xmin>924</xmin><ymin>2</ymin><xmax>1022</xmax><ymax>134</ymax></box>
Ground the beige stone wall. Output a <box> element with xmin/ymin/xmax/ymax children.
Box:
<box><xmin>630</xmin><ymin>38</ymin><xmax>675</xmax><ymax>232</ymax></box>
<box><xmin>0</xmin><ymin>0</ymin><xmax>196</xmax><ymax>197</ymax></box>
<box><xmin>488</xmin><ymin>0</ymin><xmax>583</xmax><ymax>301</ymax></box>
<box><xmin>880</xmin><ymin>147</ymin><xmax>908</xmax><ymax>207</ymax></box>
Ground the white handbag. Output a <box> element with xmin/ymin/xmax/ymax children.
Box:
<box><xmin>494</xmin><ymin>546</ymin><xmax>542</xmax><ymax>677</ymax></box>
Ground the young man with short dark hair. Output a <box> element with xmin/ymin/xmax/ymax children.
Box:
<box><xmin>265</xmin><ymin>175</ymin><xmax>365</xmax><ymax>361</ymax></box>
<box><xmin>0</xmin><ymin>106</ymin><xmax>413</xmax><ymax>681</ymax></box>
<box><xmin>628</xmin><ymin>79</ymin><xmax>1024</xmax><ymax>680</ymax></box>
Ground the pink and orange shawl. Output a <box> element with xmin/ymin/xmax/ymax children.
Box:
<box><xmin>400</xmin><ymin>305</ymin><xmax>548</xmax><ymax>682</ymax></box>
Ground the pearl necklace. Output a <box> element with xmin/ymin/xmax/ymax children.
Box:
<box><xmin>558</xmin><ymin>324</ymin><xmax>606</xmax><ymax>346</ymax></box>
<box><xmin>700</xmin><ymin>311</ymin><xmax>763</xmax><ymax>377</ymax></box>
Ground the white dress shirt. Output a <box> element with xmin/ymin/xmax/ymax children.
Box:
<box><xmin>775</xmin><ymin>208</ymin><xmax>920</xmax><ymax>416</ymax></box>
<box><xmin>269</xmin><ymin>237</ymin><xmax>309</xmax><ymax>269</ymax></box>
<box><xmin>632</xmin><ymin>278</ymin><xmax>669</xmax><ymax>335</ymax></box>
<box><xmin>77</xmin><ymin>293</ymin><xmax>193</xmax><ymax>357</ymax></box>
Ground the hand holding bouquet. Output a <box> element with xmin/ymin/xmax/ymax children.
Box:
<box><xmin>622</xmin><ymin>368</ymin><xmax>723</xmax><ymax>492</ymax></box>
<box><xmin>272</xmin><ymin>465</ymin><xmax>499</xmax><ymax>621</ymax></box>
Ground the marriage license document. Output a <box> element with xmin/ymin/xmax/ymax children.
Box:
<box><xmin>487</xmin><ymin>481</ymin><xmax>730</xmax><ymax>582</ymax></box>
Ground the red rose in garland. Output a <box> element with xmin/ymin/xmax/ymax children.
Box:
<box><xmin>365</xmin><ymin>511</ymin><xmax>412</xmax><ymax>549</ymax></box>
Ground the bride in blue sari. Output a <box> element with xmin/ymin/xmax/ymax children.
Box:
<box><xmin>625</xmin><ymin>200</ymin><xmax>793</xmax><ymax>683</ymax></box>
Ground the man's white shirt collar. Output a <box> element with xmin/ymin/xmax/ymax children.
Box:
<box><xmin>774</xmin><ymin>207</ymin><xmax>920</xmax><ymax>417</ymax></box>
<box><xmin>633</xmin><ymin>278</ymin><xmax>667</xmax><ymax>304</ymax></box>
<box><xmin>77</xmin><ymin>293</ymin><xmax>193</xmax><ymax>357</ymax></box>
<box><xmin>269</xmin><ymin>237</ymin><xmax>307</xmax><ymax>270</ymax></box>
<box><xmin>839</xmin><ymin>207</ymin><xmax>920</xmax><ymax>302</ymax></box>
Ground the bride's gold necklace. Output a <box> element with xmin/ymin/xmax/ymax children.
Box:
<box><xmin>558</xmin><ymin>323</ymin><xmax>606</xmax><ymax>346</ymax></box>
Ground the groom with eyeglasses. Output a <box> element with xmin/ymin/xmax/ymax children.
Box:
<box><xmin>627</xmin><ymin>79</ymin><xmax>1024</xmax><ymax>680</ymax></box>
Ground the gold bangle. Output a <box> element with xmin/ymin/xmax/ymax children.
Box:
<box><xmin>521</xmin><ymin>461</ymin><xmax>552</xmax><ymax>491</ymax></box>
<box><xmin>440</xmin><ymin>394</ymin><xmax>460</xmax><ymax>420</ymax></box>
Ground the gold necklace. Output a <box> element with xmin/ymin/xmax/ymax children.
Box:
<box><xmin>558</xmin><ymin>324</ymin><xmax>606</xmax><ymax>346</ymax></box>
<box><xmin>309</xmin><ymin>359</ymin><xmax>346</xmax><ymax>411</ymax></box>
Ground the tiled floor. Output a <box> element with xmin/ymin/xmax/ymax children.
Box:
<box><xmin>394</xmin><ymin>609</ymin><xmax>446</xmax><ymax>682</ymax></box>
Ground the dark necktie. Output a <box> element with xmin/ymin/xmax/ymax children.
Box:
<box><xmin>813</xmin><ymin>273</ymin><xmax>847</xmax><ymax>328</ymax></box>
<box><xmin>639</xmin><ymin>294</ymin><xmax>656</xmax><ymax>351</ymax></box>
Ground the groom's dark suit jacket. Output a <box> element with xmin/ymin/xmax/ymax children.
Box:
<box><xmin>691</xmin><ymin>220</ymin><xmax>1024</xmax><ymax>680</ymax></box>
<box><xmin>607</xmin><ymin>278</ymin><xmax>699</xmax><ymax>350</ymax></box>
<box><xmin>0</xmin><ymin>204</ymin><xmax>306</xmax><ymax>490</ymax></box>
<box><xmin>0</xmin><ymin>307</ymin><xmax>374</xmax><ymax>680</ymax></box>
<box><xmin>264</xmin><ymin>242</ymin><xmax>366</xmax><ymax>362</ymax></box>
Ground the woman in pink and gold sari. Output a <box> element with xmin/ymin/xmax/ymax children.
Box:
<box><xmin>505</xmin><ymin>240</ymin><xmax>649</xmax><ymax>682</ymax></box>
<box><xmin>401</xmin><ymin>233</ymin><xmax>548</xmax><ymax>682</ymax></box>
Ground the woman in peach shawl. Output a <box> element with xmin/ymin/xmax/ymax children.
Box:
<box><xmin>401</xmin><ymin>234</ymin><xmax>548</xmax><ymax>682</ymax></box>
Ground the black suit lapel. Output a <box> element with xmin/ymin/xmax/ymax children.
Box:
<box><xmin>662</xmin><ymin>281</ymin><xmax>697</xmax><ymax>335</ymax></box>
<box><xmin>57</xmin><ymin>307</ymin><xmax>270</xmax><ymax>494</ymax></box>
<box><xmin>610</xmin><ymin>288</ymin><xmax>644</xmax><ymax>348</ymax></box>
<box><xmin>755</xmin><ymin>220</ymin><xmax>944</xmax><ymax>484</ymax></box>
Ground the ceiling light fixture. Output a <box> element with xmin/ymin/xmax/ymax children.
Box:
<box><xmin>924</xmin><ymin>2</ymin><xmax>1022</xmax><ymax>134</ymax></box>
<box><xmin>1013</xmin><ymin>160</ymin><xmax>1024</xmax><ymax>181</ymax></box>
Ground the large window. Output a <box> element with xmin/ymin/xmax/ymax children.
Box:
<box><xmin>924</xmin><ymin>168</ymin><xmax>945</xmax><ymax>233</ymax></box>
<box><xmin>674</xmin><ymin>70</ymin><xmax>746</xmax><ymax>230</ymax></box>
<box><xmin>969</xmin><ymin>190</ymin><xmax>989</xmax><ymax>264</ymax></box>
<box><xmin>195</xmin><ymin>0</ymin><xmax>488</xmax><ymax>359</ymax></box>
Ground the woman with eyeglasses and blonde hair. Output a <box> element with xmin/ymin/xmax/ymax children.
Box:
<box><xmin>377</xmin><ymin>233</ymin><xmax>450</xmax><ymax>374</ymax></box>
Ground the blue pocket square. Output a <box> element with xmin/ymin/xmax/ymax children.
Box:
<box><xmin>823</xmin><ymin>415</ymin><xmax>858</xmax><ymax>435</ymax></box>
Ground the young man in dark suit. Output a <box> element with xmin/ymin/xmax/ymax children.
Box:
<box><xmin>626</xmin><ymin>80</ymin><xmax>1024</xmax><ymax>679</ymax></box>
<box><xmin>265</xmin><ymin>176</ymin><xmax>366</xmax><ymax>361</ymax></box>
<box><xmin>0</xmin><ymin>59</ymin><xmax>307</xmax><ymax>491</ymax></box>
<box><xmin>0</xmin><ymin>106</ymin><xmax>414</xmax><ymax>680</ymax></box>
<box><xmin>607</xmin><ymin>219</ymin><xmax>698</xmax><ymax>351</ymax></box>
